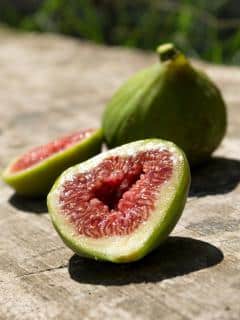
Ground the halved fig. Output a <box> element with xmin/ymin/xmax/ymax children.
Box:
<box><xmin>47</xmin><ymin>139</ymin><xmax>190</xmax><ymax>263</ymax></box>
<box><xmin>2</xmin><ymin>129</ymin><xmax>103</xmax><ymax>197</ymax></box>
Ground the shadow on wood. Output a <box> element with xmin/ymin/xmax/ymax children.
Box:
<box><xmin>8</xmin><ymin>194</ymin><xmax>47</xmax><ymax>214</ymax></box>
<box><xmin>68</xmin><ymin>236</ymin><xmax>223</xmax><ymax>286</ymax></box>
<box><xmin>190</xmin><ymin>157</ymin><xmax>240</xmax><ymax>197</ymax></box>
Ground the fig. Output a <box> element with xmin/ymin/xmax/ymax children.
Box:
<box><xmin>2</xmin><ymin>129</ymin><xmax>103</xmax><ymax>197</ymax></box>
<box><xmin>102</xmin><ymin>43</ymin><xmax>227</xmax><ymax>166</ymax></box>
<box><xmin>47</xmin><ymin>139</ymin><xmax>190</xmax><ymax>263</ymax></box>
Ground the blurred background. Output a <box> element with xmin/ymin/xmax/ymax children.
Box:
<box><xmin>0</xmin><ymin>0</ymin><xmax>240</xmax><ymax>65</ymax></box>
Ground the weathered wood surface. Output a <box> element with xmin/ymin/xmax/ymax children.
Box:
<box><xmin>0</xmin><ymin>30</ymin><xmax>240</xmax><ymax>320</ymax></box>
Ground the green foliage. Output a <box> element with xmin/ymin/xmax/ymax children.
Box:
<box><xmin>0</xmin><ymin>0</ymin><xmax>240</xmax><ymax>65</ymax></box>
<box><xmin>20</xmin><ymin>0</ymin><xmax>104</xmax><ymax>42</ymax></box>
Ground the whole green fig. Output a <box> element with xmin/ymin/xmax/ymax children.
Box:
<box><xmin>102</xmin><ymin>43</ymin><xmax>227</xmax><ymax>166</ymax></box>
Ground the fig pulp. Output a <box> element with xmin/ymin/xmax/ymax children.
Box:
<box><xmin>102</xmin><ymin>43</ymin><xmax>227</xmax><ymax>166</ymax></box>
<box><xmin>47</xmin><ymin>139</ymin><xmax>190</xmax><ymax>263</ymax></box>
<box><xmin>2</xmin><ymin>129</ymin><xmax>103</xmax><ymax>196</ymax></box>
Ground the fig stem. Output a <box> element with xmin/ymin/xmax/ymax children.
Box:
<box><xmin>157</xmin><ymin>43</ymin><xmax>179</xmax><ymax>62</ymax></box>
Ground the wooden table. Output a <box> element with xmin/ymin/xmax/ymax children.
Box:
<box><xmin>0</xmin><ymin>30</ymin><xmax>239</xmax><ymax>320</ymax></box>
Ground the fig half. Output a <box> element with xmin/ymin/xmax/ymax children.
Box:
<box><xmin>47</xmin><ymin>139</ymin><xmax>190</xmax><ymax>263</ymax></box>
<box><xmin>2</xmin><ymin>129</ymin><xmax>103</xmax><ymax>197</ymax></box>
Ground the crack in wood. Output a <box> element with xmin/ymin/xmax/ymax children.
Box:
<box><xmin>15</xmin><ymin>264</ymin><xmax>68</xmax><ymax>279</ymax></box>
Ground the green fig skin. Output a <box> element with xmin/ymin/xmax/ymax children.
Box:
<box><xmin>47</xmin><ymin>139</ymin><xmax>190</xmax><ymax>263</ymax></box>
<box><xmin>102</xmin><ymin>44</ymin><xmax>227</xmax><ymax>166</ymax></box>
<box><xmin>2</xmin><ymin>129</ymin><xmax>103</xmax><ymax>197</ymax></box>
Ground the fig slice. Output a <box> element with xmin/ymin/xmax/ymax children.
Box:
<box><xmin>47</xmin><ymin>139</ymin><xmax>190</xmax><ymax>263</ymax></box>
<box><xmin>2</xmin><ymin>129</ymin><xmax>103</xmax><ymax>197</ymax></box>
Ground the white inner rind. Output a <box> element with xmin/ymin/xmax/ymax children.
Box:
<box><xmin>48</xmin><ymin>140</ymin><xmax>184</xmax><ymax>261</ymax></box>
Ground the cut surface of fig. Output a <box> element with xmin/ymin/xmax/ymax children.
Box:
<box><xmin>10</xmin><ymin>129</ymin><xmax>95</xmax><ymax>173</ymax></box>
<box><xmin>2</xmin><ymin>128</ymin><xmax>103</xmax><ymax>196</ymax></box>
<box><xmin>48</xmin><ymin>140</ymin><xmax>190</xmax><ymax>263</ymax></box>
<box><xmin>60</xmin><ymin>149</ymin><xmax>173</xmax><ymax>238</ymax></box>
